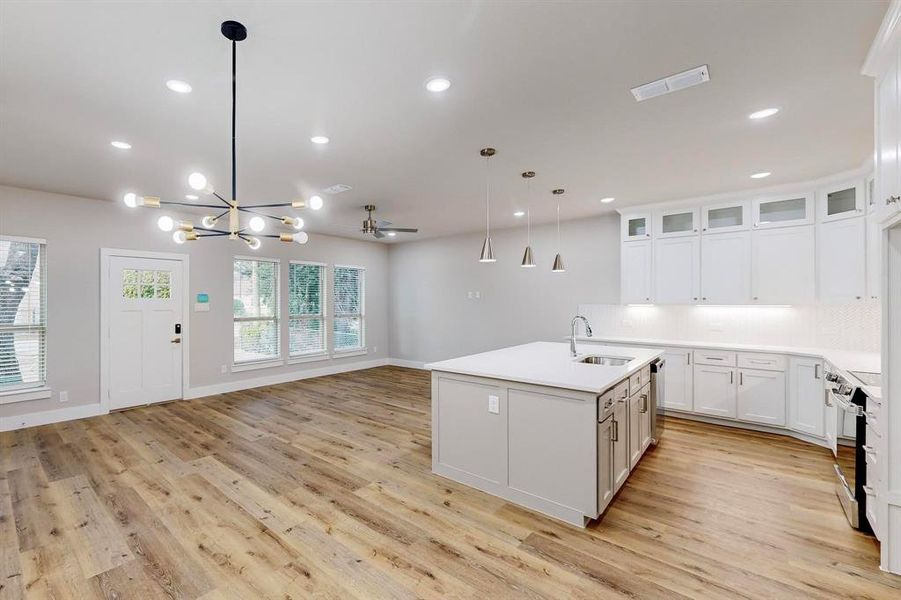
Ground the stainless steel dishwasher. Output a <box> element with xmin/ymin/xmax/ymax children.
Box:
<box><xmin>650</xmin><ymin>358</ymin><xmax>665</xmax><ymax>445</ymax></box>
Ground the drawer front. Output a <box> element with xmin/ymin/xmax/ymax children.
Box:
<box><xmin>694</xmin><ymin>349</ymin><xmax>736</xmax><ymax>366</ymax></box>
<box><xmin>737</xmin><ymin>352</ymin><xmax>786</xmax><ymax>371</ymax></box>
<box><xmin>598</xmin><ymin>389</ymin><xmax>616</xmax><ymax>420</ymax></box>
<box><xmin>628</xmin><ymin>365</ymin><xmax>652</xmax><ymax>395</ymax></box>
<box><xmin>614</xmin><ymin>380</ymin><xmax>630</xmax><ymax>403</ymax></box>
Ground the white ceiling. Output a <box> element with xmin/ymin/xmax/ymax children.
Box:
<box><xmin>0</xmin><ymin>1</ymin><xmax>887</xmax><ymax>242</ymax></box>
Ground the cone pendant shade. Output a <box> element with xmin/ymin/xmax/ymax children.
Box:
<box><xmin>521</xmin><ymin>245</ymin><xmax>535</xmax><ymax>268</ymax></box>
<box><xmin>479</xmin><ymin>236</ymin><xmax>496</xmax><ymax>262</ymax></box>
<box><xmin>552</xmin><ymin>252</ymin><xmax>565</xmax><ymax>272</ymax></box>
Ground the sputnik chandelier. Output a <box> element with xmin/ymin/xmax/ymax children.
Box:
<box><xmin>122</xmin><ymin>20</ymin><xmax>320</xmax><ymax>250</ymax></box>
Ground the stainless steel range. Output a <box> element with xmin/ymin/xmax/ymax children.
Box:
<box><xmin>825</xmin><ymin>363</ymin><xmax>881</xmax><ymax>530</ymax></box>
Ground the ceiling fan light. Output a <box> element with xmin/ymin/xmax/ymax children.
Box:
<box><xmin>521</xmin><ymin>245</ymin><xmax>535</xmax><ymax>268</ymax></box>
<box><xmin>479</xmin><ymin>236</ymin><xmax>496</xmax><ymax>263</ymax></box>
<box><xmin>552</xmin><ymin>253</ymin><xmax>565</xmax><ymax>272</ymax></box>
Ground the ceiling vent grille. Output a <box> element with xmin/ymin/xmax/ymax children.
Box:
<box><xmin>631</xmin><ymin>65</ymin><xmax>709</xmax><ymax>102</ymax></box>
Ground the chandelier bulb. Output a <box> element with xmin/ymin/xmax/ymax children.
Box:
<box><xmin>173</xmin><ymin>230</ymin><xmax>187</xmax><ymax>244</ymax></box>
<box><xmin>188</xmin><ymin>172</ymin><xmax>208</xmax><ymax>192</ymax></box>
<box><xmin>248</xmin><ymin>216</ymin><xmax>266</xmax><ymax>232</ymax></box>
<box><xmin>309</xmin><ymin>195</ymin><xmax>324</xmax><ymax>210</ymax></box>
<box><xmin>157</xmin><ymin>215</ymin><xmax>175</xmax><ymax>232</ymax></box>
<box><xmin>123</xmin><ymin>192</ymin><xmax>139</xmax><ymax>208</ymax></box>
<box><xmin>201</xmin><ymin>215</ymin><xmax>218</xmax><ymax>229</ymax></box>
<box><xmin>246</xmin><ymin>236</ymin><xmax>261</xmax><ymax>250</ymax></box>
<box><xmin>294</xmin><ymin>231</ymin><xmax>309</xmax><ymax>244</ymax></box>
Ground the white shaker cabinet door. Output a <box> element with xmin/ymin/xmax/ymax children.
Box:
<box><xmin>654</xmin><ymin>236</ymin><xmax>700</xmax><ymax>304</ymax></box>
<box><xmin>817</xmin><ymin>217</ymin><xmax>866</xmax><ymax>303</ymax></box>
<box><xmin>751</xmin><ymin>225</ymin><xmax>816</xmax><ymax>304</ymax></box>
<box><xmin>662</xmin><ymin>349</ymin><xmax>693</xmax><ymax>411</ymax></box>
<box><xmin>700</xmin><ymin>231</ymin><xmax>751</xmax><ymax>304</ymax></box>
<box><xmin>621</xmin><ymin>240</ymin><xmax>653</xmax><ymax>303</ymax></box>
<box><xmin>693</xmin><ymin>364</ymin><xmax>736</xmax><ymax>418</ymax></box>
<box><xmin>789</xmin><ymin>357</ymin><xmax>825</xmax><ymax>438</ymax></box>
<box><xmin>737</xmin><ymin>368</ymin><xmax>786</xmax><ymax>426</ymax></box>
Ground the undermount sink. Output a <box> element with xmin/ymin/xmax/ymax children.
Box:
<box><xmin>577</xmin><ymin>355</ymin><xmax>632</xmax><ymax>366</ymax></box>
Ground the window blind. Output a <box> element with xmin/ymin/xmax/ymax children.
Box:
<box><xmin>233</xmin><ymin>258</ymin><xmax>280</xmax><ymax>364</ymax></box>
<box><xmin>0</xmin><ymin>237</ymin><xmax>46</xmax><ymax>391</ymax></box>
<box><xmin>288</xmin><ymin>262</ymin><xmax>325</xmax><ymax>356</ymax></box>
<box><xmin>333</xmin><ymin>266</ymin><xmax>364</xmax><ymax>351</ymax></box>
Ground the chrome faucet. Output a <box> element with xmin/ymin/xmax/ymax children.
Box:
<box><xmin>570</xmin><ymin>315</ymin><xmax>593</xmax><ymax>357</ymax></box>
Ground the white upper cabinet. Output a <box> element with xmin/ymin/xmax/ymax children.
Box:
<box><xmin>866</xmin><ymin>176</ymin><xmax>881</xmax><ymax>299</ymax></box>
<box><xmin>751</xmin><ymin>225</ymin><xmax>816</xmax><ymax>304</ymax></box>
<box><xmin>701</xmin><ymin>201</ymin><xmax>750</xmax><ymax>234</ymax></box>
<box><xmin>818</xmin><ymin>216</ymin><xmax>866</xmax><ymax>303</ymax></box>
<box><xmin>654</xmin><ymin>236</ymin><xmax>700</xmax><ymax>304</ymax></box>
<box><xmin>655</xmin><ymin>208</ymin><xmax>699</xmax><ymax>239</ymax></box>
<box><xmin>621</xmin><ymin>239</ymin><xmax>653</xmax><ymax>304</ymax></box>
<box><xmin>700</xmin><ymin>231</ymin><xmax>751</xmax><ymax>304</ymax></box>
<box><xmin>752</xmin><ymin>192</ymin><xmax>814</xmax><ymax>229</ymax></box>
<box><xmin>876</xmin><ymin>48</ymin><xmax>901</xmax><ymax>222</ymax></box>
<box><xmin>621</xmin><ymin>212</ymin><xmax>652</xmax><ymax>242</ymax></box>
<box><xmin>818</xmin><ymin>180</ymin><xmax>864</xmax><ymax>223</ymax></box>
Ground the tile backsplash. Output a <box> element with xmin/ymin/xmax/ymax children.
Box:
<box><xmin>577</xmin><ymin>300</ymin><xmax>880</xmax><ymax>353</ymax></box>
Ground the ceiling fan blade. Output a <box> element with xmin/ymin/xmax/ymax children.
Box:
<box><xmin>373</xmin><ymin>230</ymin><xmax>386</xmax><ymax>239</ymax></box>
<box><xmin>378</xmin><ymin>227</ymin><xmax>418</xmax><ymax>233</ymax></box>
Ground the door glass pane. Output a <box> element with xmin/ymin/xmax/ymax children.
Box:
<box><xmin>758</xmin><ymin>197</ymin><xmax>806</xmax><ymax>223</ymax></box>
<box><xmin>628</xmin><ymin>217</ymin><xmax>647</xmax><ymax>237</ymax></box>
<box><xmin>826</xmin><ymin>187</ymin><xmax>856</xmax><ymax>216</ymax></box>
<box><xmin>661</xmin><ymin>212</ymin><xmax>694</xmax><ymax>234</ymax></box>
<box><xmin>707</xmin><ymin>206</ymin><xmax>743</xmax><ymax>229</ymax></box>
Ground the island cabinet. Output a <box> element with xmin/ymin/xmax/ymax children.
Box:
<box><xmin>597</xmin><ymin>414</ymin><xmax>615</xmax><ymax>515</ymax></box>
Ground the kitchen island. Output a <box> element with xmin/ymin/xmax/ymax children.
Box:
<box><xmin>426</xmin><ymin>341</ymin><xmax>663</xmax><ymax>526</ymax></box>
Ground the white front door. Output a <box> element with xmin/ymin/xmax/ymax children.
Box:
<box><xmin>107</xmin><ymin>256</ymin><xmax>184</xmax><ymax>410</ymax></box>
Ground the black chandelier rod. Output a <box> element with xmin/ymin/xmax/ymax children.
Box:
<box><xmin>231</xmin><ymin>38</ymin><xmax>237</xmax><ymax>203</ymax></box>
<box><xmin>161</xmin><ymin>200</ymin><xmax>228</xmax><ymax>209</ymax></box>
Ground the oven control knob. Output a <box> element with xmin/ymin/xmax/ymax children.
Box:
<box><xmin>825</xmin><ymin>372</ymin><xmax>839</xmax><ymax>383</ymax></box>
<box><xmin>836</xmin><ymin>384</ymin><xmax>853</xmax><ymax>396</ymax></box>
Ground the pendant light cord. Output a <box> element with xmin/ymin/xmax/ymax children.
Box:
<box><xmin>231</xmin><ymin>39</ymin><xmax>237</xmax><ymax>202</ymax></box>
<box><xmin>556</xmin><ymin>202</ymin><xmax>560</xmax><ymax>248</ymax></box>
<box><xmin>485</xmin><ymin>157</ymin><xmax>490</xmax><ymax>236</ymax></box>
<box><xmin>526</xmin><ymin>178</ymin><xmax>532</xmax><ymax>245</ymax></box>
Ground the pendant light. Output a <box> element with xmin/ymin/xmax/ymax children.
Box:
<box><xmin>520</xmin><ymin>171</ymin><xmax>536</xmax><ymax>268</ymax></box>
<box><xmin>551</xmin><ymin>188</ymin><xmax>565</xmax><ymax>272</ymax></box>
<box><xmin>478</xmin><ymin>148</ymin><xmax>497</xmax><ymax>263</ymax></box>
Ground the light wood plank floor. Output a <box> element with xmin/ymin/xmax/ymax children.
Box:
<box><xmin>1</xmin><ymin>366</ymin><xmax>897</xmax><ymax>599</ymax></box>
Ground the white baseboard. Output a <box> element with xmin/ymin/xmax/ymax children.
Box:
<box><xmin>387</xmin><ymin>358</ymin><xmax>427</xmax><ymax>370</ymax></box>
<box><xmin>185</xmin><ymin>357</ymin><xmax>390</xmax><ymax>399</ymax></box>
<box><xmin>0</xmin><ymin>402</ymin><xmax>105</xmax><ymax>432</ymax></box>
<box><xmin>665</xmin><ymin>409</ymin><xmax>831</xmax><ymax>449</ymax></box>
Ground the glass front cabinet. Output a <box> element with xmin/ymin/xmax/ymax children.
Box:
<box><xmin>701</xmin><ymin>201</ymin><xmax>749</xmax><ymax>234</ymax></box>
<box><xmin>621</xmin><ymin>212</ymin><xmax>652</xmax><ymax>242</ymax></box>
<box><xmin>751</xmin><ymin>192</ymin><xmax>814</xmax><ymax>229</ymax></box>
<box><xmin>655</xmin><ymin>208</ymin><xmax>699</xmax><ymax>239</ymax></box>
<box><xmin>817</xmin><ymin>180</ymin><xmax>865</xmax><ymax>223</ymax></box>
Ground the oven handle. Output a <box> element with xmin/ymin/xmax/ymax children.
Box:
<box><xmin>830</xmin><ymin>390</ymin><xmax>862</xmax><ymax>416</ymax></box>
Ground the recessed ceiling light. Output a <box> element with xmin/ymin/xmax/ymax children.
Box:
<box><xmin>513</xmin><ymin>211</ymin><xmax>525</xmax><ymax>217</ymax></box>
<box><xmin>387</xmin><ymin>232</ymin><xmax>397</xmax><ymax>237</ymax></box>
<box><xmin>749</xmin><ymin>108</ymin><xmax>779</xmax><ymax>120</ymax></box>
<box><xmin>750</xmin><ymin>171</ymin><xmax>771</xmax><ymax>179</ymax></box>
<box><xmin>166</xmin><ymin>79</ymin><xmax>192</xmax><ymax>93</ymax></box>
<box><xmin>600</xmin><ymin>197</ymin><xmax>615</xmax><ymax>204</ymax></box>
<box><xmin>110</xmin><ymin>140</ymin><xmax>131</xmax><ymax>150</ymax></box>
<box><xmin>185</xmin><ymin>194</ymin><xmax>199</xmax><ymax>200</ymax></box>
<box><xmin>310</xmin><ymin>136</ymin><xmax>329</xmax><ymax>145</ymax></box>
<box><xmin>425</xmin><ymin>77</ymin><xmax>451</xmax><ymax>93</ymax></box>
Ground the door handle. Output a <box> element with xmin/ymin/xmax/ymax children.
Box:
<box><xmin>171</xmin><ymin>337</ymin><xmax>182</xmax><ymax>344</ymax></box>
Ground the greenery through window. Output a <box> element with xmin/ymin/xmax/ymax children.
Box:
<box><xmin>233</xmin><ymin>258</ymin><xmax>279</xmax><ymax>364</ymax></box>
<box><xmin>333</xmin><ymin>266</ymin><xmax>364</xmax><ymax>351</ymax></box>
<box><xmin>288</xmin><ymin>263</ymin><xmax>325</xmax><ymax>356</ymax></box>
<box><xmin>0</xmin><ymin>237</ymin><xmax>46</xmax><ymax>391</ymax></box>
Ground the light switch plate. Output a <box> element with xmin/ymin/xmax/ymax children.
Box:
<box><xmin>488</xmin><ymin>394</ymin><xmax>499</xmax><ymax>414</ymax></box>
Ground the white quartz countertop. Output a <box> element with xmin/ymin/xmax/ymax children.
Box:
<box><xmin>572</xmin><ymin>335</ymin><xmax>881</xmax><ymax>393</ymax></box>
<box><xmin>425</xmin><ymin>341</ymin><xmax>663</xmax><ymax>394</ymax></box>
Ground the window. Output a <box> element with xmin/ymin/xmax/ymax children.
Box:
<box><xmin>333</xmin><ymin>266</ymin><xmax>364</xmax><ymax>352</ymax></box>
<box><xmin>0</xmin><ymin>236</ymin><xmax>46</xmax><ymax>392</ymax></box>
<box><xmin>233</xmin><ymin>257</ymin><xmax>280</xmax><ymax>364</ymax></box>
<box><xmin>288</xmin><ymin>262</ymin><xmax>325</xmax><ymax>357</ymax></box>
<box><xmin>122</xmin><ymin>269</ymin><xmax>170</xmax><ymax>299</ymax></box>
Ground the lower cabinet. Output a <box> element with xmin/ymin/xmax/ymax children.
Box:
<box><xmin>597</xmin><ymin>415</ymin><xmax>615</xmax><ymax>514</ymax></box>
<box><xmin>663</xmin><ymin>349</ymin><xmax>693</xmax><ymax>411</ymax></box>
<box><xmin>789</xmin><ymin>357</ymin><xmax>825</xmax><ymax>437</ymax></box>
<box><xmin>693</xmin><ymin>364</ymin><xmax>737</xmax><ymax>418</ymax></box>
<box><xmin>737</xmin><ymin>368</ymin><xmax>786</xmax><ymax>426</ymax></box>
<box><xmin>612</xmin><ymin>397</ymin><xmax>630</xmax><ymax>492</ymax></box>
<box><xmin>640</xmin><ymin>387</ymin><xmax>652</xmax><ymax>452</ymax></box>
<box><xmin>629</xmin><ymin>389</ymin><xmax>643</xmax><ymax>468</ymax></box>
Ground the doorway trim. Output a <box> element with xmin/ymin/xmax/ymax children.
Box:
<box><xmin>99</xmin><ymin>248</ymin><xmax>190</xmax><ymax>413</ymax></box>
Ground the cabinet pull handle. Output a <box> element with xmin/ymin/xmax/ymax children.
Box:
<box><xmin>863</xmin><ymin>485</ymin><xmax>876</xmax><ymax>495</ymax></box>
<box><xmin>730</xmin><ymin>371</ymin><xmax>734</xmax><ymax>384</ymax></box>
<box><xmin>612</xmin><ymin>419</ymin><xmax>619</xmax><ymax>442</ymax></box>
<box><xmin>824</xmin><ymin>390</ymin><xmax>833</xmax><ymax>407</ymax></box>
<box><xmin>687</xmin><ymin>353</ymin><xmax>691</xmax><ymax>366</ymax></box>
<box><xmin>740</xmin><ymin>372</ymin><xmax>743</xmax><ymax>386</ymax></box>
<box><xmin>640</xmin><ymin>393</ymin><xmax>648</xmax><ymax>413</ymax></box>
<box><xmin>814</xmin><ymin>364</ymin><xmax>820</xmax><ymax>379</ymax></box>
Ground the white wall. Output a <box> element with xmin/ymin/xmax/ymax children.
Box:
<box><xmin>0</xmin><ymin>185</ymin><xmax>389</xmax><ymax>423</ymax></box>
<box><xmin>387</xmin><ymin>216</ymin><xmax>620</xmax><ymax>363</ymax></box>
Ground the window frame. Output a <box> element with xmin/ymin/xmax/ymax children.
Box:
<box><xmin>232</xmin><ymin>255</ymin><xmax>281</xmax><ymax>368</ymax></box>
<box><xmin>287</xmin><ymin>260</ymin><xmax>328</xmax><ymax>361</ymax></box>
<box><xmin>332</xmin><ymin>264</ymin><xmax>366</xmax><ymax>355</ymax></box>
<box><xmin>0</xmin><ymin>235</ymin><xmax>49</xmax><ymax>397</ymax></box>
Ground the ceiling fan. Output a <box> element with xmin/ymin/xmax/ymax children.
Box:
<box><xmin>361</xmin><ymin>204</ymin><xmax>418</xmax><ymax>239</ymax></box>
